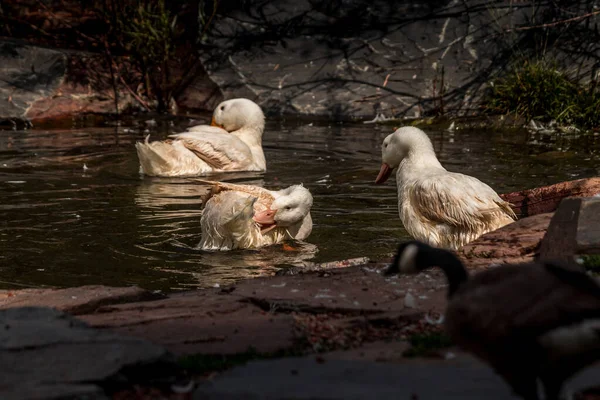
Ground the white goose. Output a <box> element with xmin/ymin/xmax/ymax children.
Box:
<box><xmin>198</xmin><ymin>180</ymin><xmax>313</xmax><ymax>251</ymax></box>
<box><xmin>136</xmin><ymin>98</ymin><xmax>266</xmax><ymax>177</ymax></box>
<box><xmin>375</xmin><ymin>126</ymin><xmax>516</xmax><ymax>249</ymax></box>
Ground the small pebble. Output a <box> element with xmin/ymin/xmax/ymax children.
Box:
<box><xmin>404</xmin><ymin>292</ymin><xmax>417</xmax><ymax>309</ymax></box>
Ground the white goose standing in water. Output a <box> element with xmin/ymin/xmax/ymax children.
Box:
<box><xmin>375</xmin><ymin>126</ymin><xmax>516</xmax><ymax>249</ymax></box>
<box><xmin>198</xmin><ymin>180</ymin><xmax>313</xmax><ymax>251</ymax></box>
<box><xmin>136</xmin><ymin>98</ymin><xmax>266</xmax><ymax>177</ymax></box>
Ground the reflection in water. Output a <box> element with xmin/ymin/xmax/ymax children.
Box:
<box><xmin>1</xmin><ymin>120</ymin><xmax>599</xmax><ymax>291</ymax></box>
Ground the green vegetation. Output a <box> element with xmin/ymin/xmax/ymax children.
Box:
<box><xmin>579</xmin><ymin>255</ymin><xmax>600</xmax><ymax>274</ymax></box>
<box><xmin>402</xmin><ymin>332</ymin><xmax>453</xmax><ymax>358</ymax></box>
<box><xmin>105</xmin><ymin>0</ymin><xmax>180</xmax><ymax>111</ymax></box>
<box><xmin>485</xmin><ymin>60</ymin><xmax>600</xmax><ymax>131</ymax></box>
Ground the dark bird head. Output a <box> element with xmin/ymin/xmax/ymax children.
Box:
<box><xmin>384</xmin><ymin>240</ymin><xmax>468</xmax><ymax>298</ymax></box>
<box><xmin>384</xmin><ymin>240</ymin><xmax>433</xmax><ymax>276</ymax></box>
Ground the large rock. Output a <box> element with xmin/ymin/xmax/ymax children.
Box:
<box><xmin>458</xmin><ymin>213</ymin><xmax>553</xmax><ymax>269</ymax></box>
<box><xmin>79</xmin><ymin>265</ymin><xmax>447</xmax><ymax>356</ymax></box>
<box><xmin>193</xmin><ymin>355</ymin><xmax>600</xmax><ymax>400</ymax></box>
<box><xmin>539</xmin><ymin>197</ymin><xmax>600</xmax><ymax>264</ymax></box>
<box><xmin>0</xmin><ymin>307</ymin><xmax>176</xmax><ymax>400</ymax></box>
<box><xmin>0</xmin><ymin>285</ymin><xmax>163</xmax><ymax>315</ymax></box>
<box><xmin>501</xmin><ymin>178</ymin><xmax>600</xmax><ymax>218</ymax></box>
<box><xmin>0</xmin><ymin>39</ymin><xmax>141</xmax><ymax>125</ymax></box>
<box><xmin>197</xmin><ymin>1</ymin><xmax>599</xmax><ymax>119</ymax></box>
<box><xmin>0</xmin><ymin>41</ymin><xmax>66</xmax><ymax>123</ymax></box>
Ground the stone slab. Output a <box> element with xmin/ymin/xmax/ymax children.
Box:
<box><xmin>458</xmin><ymin>213</ymin><xmax>553</xmax><ymax>269</ymax></box>
<box><xmin>539</xmin><ymin>197</ymin><xmax>600</xmax><ymax>263</ymax></box>
<box><xmin>193</xmin><ymin>355</ymin><xmax>600</xmax><ymax>400</ymax></box>
<box><xmin>0</xmin><ymin>285</ymin><xmax>163</xmax><ymax>315</ymax></box>
<box><xmin>0</xmin><ymin>307</ymin><xmax>175</xmax><ymax>400</ymax></box>
<box><xmin>80</xmin><ymin>289</ymin><xmax>301</xmax><ymax>356</ymax></box>
<box><xmin>78</xmin><ymin>265</ymin><xmax>447</xmax><ymax>356</ymax></box>
<box><xmin>500</xmin><ymin>178</ymin><xmax>600</xmax><ymax>218</ymax></box>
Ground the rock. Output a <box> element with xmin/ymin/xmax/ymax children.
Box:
<box><xmin>0</xmin><ymin>285</ymin><xmax>164</xmax><ymax>315</ymax></box>
<box><xmin>78</xmin><ymin>265</ymin><xmax>447</xmax><ymax>356</ymax></box>
<box><xmin>197</xmin><ymin>1</ymin><xmax>597</xmax><ymax>119</ymax></box>
<box><xmin>539</xmin><ymin>197</ymin><xmax>600</xmax><ymax>264</ymax></box>
<box><xmin>0</xmin><ymin>39</ymin><xmax>146</xmax><ymax>125</ymax></box>
<box><xmin>79</xmin><ymin>288</ymin><xmax>302</xmax><ymax>356</ymax></box>
<box><xmin>0</xmin><ymin>40</ymin><xmax>66</xmax><ymax>124</ymax></box>
<box><xmin>193</xmin><ymin>354</ymin><xmax>600</xmax><ymax>400</ymax></box>
<box><xmin>500</xmin><ymin>178</ymin><xmax>600</xmax><ymax>218</ymax></box>
<box><xmin>0</xmin><ymin>307</ymin><xmax>177</xmax><ymax>400</ymax></box>
<box><xmin>458</xmin><ymin>213</ymin><xmax>553</xmax><ymax>269</ymax></box>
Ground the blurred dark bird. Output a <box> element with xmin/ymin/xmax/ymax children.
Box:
<box><xmin>385</xmin><ymin>241</ymin><xmax>600</xmax><ymax>400</ymax></box>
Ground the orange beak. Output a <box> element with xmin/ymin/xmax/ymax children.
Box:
<box><xmin>375</xmin><ymin>163</ymin><xmax>392</xmax><ymax>184</ymax></box>
<box><xmin>210</xmin><ymin>117</ymin><xmax>225</xmax><ymax>129</ymax></box>
<box><xmin>253</xmin><ymin>208</ymin><xmax>277</xmax><ymax>234</ymax></box>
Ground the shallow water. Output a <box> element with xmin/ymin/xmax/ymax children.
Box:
<box><xmin>1</xmin><ymin>117</ymin><xmax>599</xmax><ymax>291</ymax></box>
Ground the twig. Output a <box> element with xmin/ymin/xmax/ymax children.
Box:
<box><xmin>505</xmin><ymin>9</ymin><xmax>600</xmax><ymax>32</ymax></box>
<box><xmin>118</xmin><ymin>72</ymin><xmax>151</xmax><ymax>111</ymax></box>
<box><xmin>199</xmin><ymin>0</ymin><xmax>219</xmax><ymax>40</ymax></box>
<box><xmin>383</xmin><ymin>73</ymin><xmax>391</xmax><ymax>87</ymax></box>
<box><xmin>103</xmin><ymin>38</ymin><xmax>120</xmax><ymax>115</ymax></box>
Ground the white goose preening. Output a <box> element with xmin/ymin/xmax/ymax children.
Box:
<box><xmin>198</xmin><ymin>180</ymin><xmax>313</xmax><ymax>251</ymax></box>
<box><xmin>385</xmin><ymin>240</ymin><xmax>600</xmax><ymax>400</ymax></box>
<box><xmin>136</xmin><ymin>98</ymin><xmax>266</xmax><ymax>177</ymax></box>
<box><xmin>375</xmin><ymin>126</ymin><xmax>516</xmax><ymax>249</ymax></box>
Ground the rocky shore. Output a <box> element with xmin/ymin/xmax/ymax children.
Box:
<box><xmin>1</xmin><ymin>178</ymin><xmax>599</xmax><ymax>399</ymax></box>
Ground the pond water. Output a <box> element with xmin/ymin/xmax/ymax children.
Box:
<box><xmin>1</xmin><ymin>116</ymin><xmax>599</xmax><ymax>291</ymax></box>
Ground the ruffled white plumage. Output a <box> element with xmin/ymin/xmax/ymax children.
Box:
<box><xmin>198</xmin><ymin>181</ymin><xmax>313</xmax><ymax>251</ymax></box>
<box><xmin>376</xmin><ymin>127</ymin><xmax>516</xmax><ymax>249</ymax></box>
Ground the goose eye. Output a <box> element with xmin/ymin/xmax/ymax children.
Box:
<box><xmin>220</xmin><ymin>106</ymin><xmax>225</xmax><ymax>111</ymax></box>
<box><xmin>285</xmin><ymin>206</ymin><xmax>292</xmax><ymax>210</ymax></box>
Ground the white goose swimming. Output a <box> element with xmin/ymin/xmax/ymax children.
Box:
<box><xmin>198</xmin><ymin>180</ymin><xmax>313</xmax><ymax>251</ymax></box>
<box><xmin>136</xmin><ymin>98</ymin><xmax>266</xmax><ymax>177</ymax></box>
<box><xmin>375</xmin><ymin>126</ymin><xmax>516</xmax><ymax>249</ymax></box>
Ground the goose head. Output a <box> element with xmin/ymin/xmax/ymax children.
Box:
<box><xmin>211</xmin><ymin>98</ymin><xmax>265</xmax><ymax>137</ymax></box>
<box><xmin>384</xmin><ymin>240</ymin><xmax>468</xmax><ymax>297</ymax></box>
<box><xmin>385</xmin><ymin>240</ymin><xmax>432</xmax><ymax>276</ymax></box>
<box><xmin>375</xmin><ymin>127</ymin><xmax>437</xmax><ymax>184</ymax></box>
<box><xmin>252</xmin><ymin>185</ymin><xmax>313</xmax><ymax>234</ymax></box>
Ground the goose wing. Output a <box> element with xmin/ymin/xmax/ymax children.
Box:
<box><xmin>510</xmin><ymin>263</ymin><xmax>600</xmax><ymax>335</ymax></box>
<box><xmin>447</xmin><ymin>263</ymin><xmax>600</xmax><ymax>344</ymax></box>
<box><xmin>169</xmin><ymin>125</ymin><xmax>253</xmax><ymax>170</ymax></box>
<box><xmin>408</xmin><ymin>172</ymin><xmax>516</xmax><ymax>229</ymax></box>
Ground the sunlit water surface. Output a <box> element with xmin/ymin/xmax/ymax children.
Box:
<box><xmin>1</xmin><ymin>116</ymin><xmax>599</xmax><ymax>291</ymax></box>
